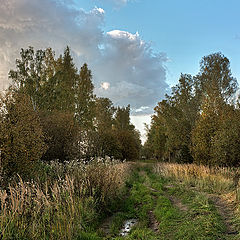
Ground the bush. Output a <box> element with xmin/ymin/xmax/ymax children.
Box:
<box><xmin>0</xmin><ymin>91</ymin><xmax>46</xmax><ymax>180</ymax></box>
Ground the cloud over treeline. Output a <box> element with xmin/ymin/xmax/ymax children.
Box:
<box><xmin>0</xmin><ymin>0</ymin><xmax>168</xmax><ymax>115</ymax></box>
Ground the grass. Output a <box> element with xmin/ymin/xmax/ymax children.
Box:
<box><xmin>0</xmin><ymin>158</ymin><xmax>133</xmax><ymax>239</ymax></box>
<box><xmin>154</xmin><ymin>162</ymin><xmax>237</xmax><ymax>194</ymax></box>
<box><xmin>154</xmin><ymin>162</ymin><xmax>240</xmax><ymax>239</ymax></box>
<box><xmin>102</xmin><ymin>164</ymin><xmax>228</xmax><ymax>239</ymax></box>
<box><xmin>1</xmin><ymin>161</ymin><xmax>239</xmax><ymax>239</ymax></box>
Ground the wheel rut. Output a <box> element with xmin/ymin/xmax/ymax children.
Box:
<box><xmin>209</xmin><ymin>195</ymin><xmax>239</xmax><ymax>237</ymax></box>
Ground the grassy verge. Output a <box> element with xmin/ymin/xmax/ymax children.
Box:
<box><xmin>0</xmin><ymin>159</ymin><xmax>133</xmax><ymax>240</ymax></box>
<box><xmin>1</xmin><ymin>162</ymin><xmax>235</xmax><ymax>239</ymax></box>
<box><xmin>154</xmin><ymin>162</ymin><xmax>240</xmax><ymax>239</ymax></box>
<box><xmin>101</xmin><ymin>164</ymin><xmax>228</xmax><ymax>239</ymax></box>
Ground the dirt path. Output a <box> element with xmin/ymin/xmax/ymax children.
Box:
<box><xmin>98</xmin><ymin>165</ymin><xmax>237</xmax><ymax>239</ymax></box>
<box><xmin>164</xmin><ymin>185</ymin><xmax>189</xmax><ymax>212</ymax></box>
<box><xmin>148</xmin><ymin>210</ymin><xmax>159</xmax><ymax>232</ymax></box>
<box><xmin>208</xmin><ymin>195</ymin><xmax>238</xmax><ymax>237</ymax></box>
<box><xmin>168</xmin><ymin>195</ymin><xmax>189</xmax><ymax>212</ymax></box>
<box><xmin>146</xmin><ymin>184</ymin><xmax>189</xmax><ymax>232</ymax></box>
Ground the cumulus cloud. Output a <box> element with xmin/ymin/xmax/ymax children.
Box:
<box><xmin>99</xmin><ymin>0</ymin><xmax>130</xmax><ymax>7</ymax></box>
<box><xmin>95</xmin><ymin>30</ymin><xmax>168</xmax><ymax>114</ymax></box>
<box><xmin>0</xmin><ymin>0</ymin><xmax>168</xmax><ymax>115</ymax></box>
<box><xmin>101</xmin><ymin>82</ymin><xmax>110</xmax><ymax>90</ymax></box>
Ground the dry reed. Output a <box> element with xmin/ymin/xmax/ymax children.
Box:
<box><xmin>0</xmin><ymin>158</ymin><xmax>133</xmax><ymax>239</ymax></box>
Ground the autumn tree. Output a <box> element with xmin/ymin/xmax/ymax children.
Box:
<box><xmin>93</xmin><ymin>97</ymin><xmax>120</xmax><ymax>157</ymax></box>
<box><xmin>146</xmin><ymin>52</ymin><xmax>238</xmax><ymax>166</ymax></box>
<box><xmin>146</xmin><ymin>74</ymin><xmax>199</xmax><ymax>162</ymax></box>
<box><xmin>75</xmin><ymin>63</ymin><xmax>95</xmax><ymax>129</ymax></box>
<box><xmin>40</xmin><ymin>110</ymin><xmax>78</xmax><ymax>162</ymax></box>
<box><xmin>191</xmin><ymin>53</ymin><xmax>238</xmax><ymax>165</ymax></box>
<box><xmin>7</xmin><ymin>46</ymin><xmax>141</xmax><ymax>164</ymax></box>
<box><xmin>211</xmin><ymin>105</ymin><xmax>240</xmax><ymax>166</ymax></box>
<box><xmin>0</xmin><ymin>91</ymin><xmax>46</xmax><ymax>179</ymax></box>
<box><xmin>9</xmin><ymin>47</ymin><xmax>97</xmax><ymax>162</ymax></box>
<box><xmin>113</xmin><ymin>105</ymin><xmax>141</xmax><ymax>160</ymax></box>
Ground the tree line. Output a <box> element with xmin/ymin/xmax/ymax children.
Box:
<box><xmin>0</xmin><ymin>46</ymin><xmax>141</xmax><ymax>179</ymax></box>
<box><xmin>144</xmin><ymin>52</ymin><xmax>240</xmax><ymax>167</ymax></box>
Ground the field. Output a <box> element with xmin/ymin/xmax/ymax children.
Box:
<box><xmin>1</xmin><ymin>160</ymin><xmax>240</xmax><ymax>239</ymax></box>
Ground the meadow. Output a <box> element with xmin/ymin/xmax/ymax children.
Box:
<box><xmin>1</xmin><ymin>160</ymin><xmax>240</xmax><ymax>239</ymax></box>
<box><xmin>0</xmin><ymin>158</ymin><xmax>133</xmax><ymax>239</ymax></box>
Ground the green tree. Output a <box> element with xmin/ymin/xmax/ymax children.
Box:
<box><xmin>143</xmin><ymin>116</ymin><xmax>166</xmax><ymax>160</ymax></box>
<box><xmin>94</xmin><ymin>98</ymin><xmax>119</xmax><ymax>157</ymax></box>
<box><xmin>9</xmin><ymin>47</ymin><xmax>46</xmax><ymax>110</ymax></box>
<box><xmin>0</xmin><ymin>91</ymin><xmax>46</xmax><ymax>179</ymax></box>
<box><xmin>47</xmin><ymin>46</ymin><xmax>78</xmax><ymax>112</ymax></box>
<box><xmin>197</xmin><ymin>52</ymin><xmax>237</xmax><ymax>102</ymax></box>
<box><xmin>9</xmin><ymin>47</ymin><xmax>97</xmax><ymax>162</ymax></box>
<box><xmin>114</xmin><ymin>105</ymin><xmax>134</xmax><ymax>131</ymax></box>
<box><xmin>191</xmin><ymin>53</ymin><xmax>238</xmax><ymax>165</ymax></box>
<box><xmin>40</xmin><ymin>110</ymin><xmax>78</xmax><ymax>162</ymax></box>
<box><xmin>75</xmin><ymin>63</ymin><xmax>95</xmax><ymax>129</ymax></box>
<box><xmin>147</xmin><ymin>74</ymin><xmax>198</xmax><ymax>162</ymax></box>
<box><xmin>211</xmin><ymin>106</ymin><xmax>240</xmax><ymax>166</ymax></box>
<box><xmin>95</xmin><ymin>97</ymin><xmax>115</xmax><ymax>132</ymax></box>
<box><xmin>191</xmin><ymin>95</ymin><xmax>220</xmax><ymax>165</ymax></box>
<box><xmin>113</xmin><ymin>106</ymin><xmax>141</xmax><ymax>160</ymax></box>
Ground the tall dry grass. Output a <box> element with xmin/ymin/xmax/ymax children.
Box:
<box><xmin>0</xmin><ymin>158</ymin><xmax>133</xmax><ymax>239</ymax></box>
<box><xmin>154</xmin><ymin>162</ymin><xmax>240</xmax><ymax>227</ymax></box>
<box><xmin>154</xmin><ymin>162</ymin><xmax>238</xmax><ymax>194</ymax></box>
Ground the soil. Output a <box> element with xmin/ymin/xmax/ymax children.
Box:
<box><xmin>208</xmin><ymin>194</ymin><xmax>238</xmax><ymax>236</ymax></box>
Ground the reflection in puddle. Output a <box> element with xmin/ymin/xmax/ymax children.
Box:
<box><xmin>119</xmin><ymin>219</ymin><xmax>138</xmax><ymax>236</ymax></box>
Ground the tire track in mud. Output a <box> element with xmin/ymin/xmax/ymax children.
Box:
<box><xmin>208</xmin><ymin>194</ymin><xmax>239</xmax><ymax>237</ymax></box>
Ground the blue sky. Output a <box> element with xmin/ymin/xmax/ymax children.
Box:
<box><xmin>0</xmin><ymin>0</ymin><xmax>239</xmax><ymax>141</ymax></box>
<box><xmin>73</xmin><ymin>0</ymin><xmax>240</xmax><ymax>86</ymax></box>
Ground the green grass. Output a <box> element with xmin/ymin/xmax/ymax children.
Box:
<box><xmin>150</xmin><ymin>172</ymin><xmax>226</xmax><ymax>240</ymax></box>
<box><xmin>94</xmin><ymin>163</ymin><xmax>229</xmax><ymax>239</ymax></box>
<box><xmin>1</xmin><ymin>161</ymin><xmax>235</xmax><ymax>239</ymax></box>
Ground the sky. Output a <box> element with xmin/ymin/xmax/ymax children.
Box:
<box><xmin>0</xmin><ymin>0</ymin><xmax>240</xmax><ymax>142</ymax></box>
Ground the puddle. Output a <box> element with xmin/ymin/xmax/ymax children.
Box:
<box><xmin>119</xmin><ymin>219</ymin><xmax>138</xmax><ymax>236</ymax></box>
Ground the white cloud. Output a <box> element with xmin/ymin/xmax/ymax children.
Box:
<box><xmin>99</xmin><ymin>0</ymin><xmax>129</xmax><ymax>7</ymax></box>
<box><xmin>0</xmin><ymin>0</ymin><xmax>168</xmax><ymax>115</ymax></box>
<box><xmin>107</xmin><ymin>30</ymin><xmax>140</xmax><ymax>41</ymax></box>
<box><xmin>95</xmin><ymin>29</ymin><xmax>168</xmax><ymax>114</ymax></box>
<box><xmin>101</xmin><ymin>82</ymin><xmax>110</xmax><ymax>90</ymax></box>
<box><xmin>95</xmin><ymin>7</ymin><xmax>105</xmax><ymax>14</ymax></box>
<box><xmin>135</xmin><ymin>106</ymin><xmax>149</xmax><ymax>113</ymax></box>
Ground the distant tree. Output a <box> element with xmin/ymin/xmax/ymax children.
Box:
<box><xmin>0</xmin><ymin>91</ymin><xmax>46</xmax><ymax>179</ymax></box>
<box><xmin>143</xmin><ymin>116</ymin><xmax>166</xmax><ymax>160</ymax></box>
<box><xmin>113</xmin><ymin>106</ymin><xmax>141</xmax><ymax>160</ymax></box>
<box><xmin>75</xmin><ymin>63</ymin><xmax>95</xmax><ymax>129</ymax></box>
<box><xmin>114</xmin><ymin>105</ymin><xmax>134</xmax><ymax>131</ymax></box>
<box><xmin>147</xmin><ymin>74</ymin><xmax>198</xmax><ymax>162</ymax></box>
<box><xmin>95</xmin><ymin>97</ymin><xmax>115</xmax><ymax>132</ymax></box>
<box><xmin>114</xmin><ymin>129</ymin><xmax>141</xmax><ymax>161</ymax></box>
<box><xmin>94</xmin><ymin>97</ymin><xmax>119</xmax><ymax>157</ymax></box>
